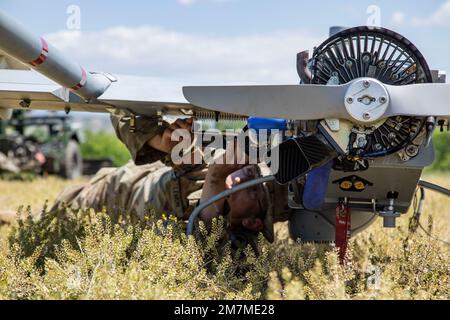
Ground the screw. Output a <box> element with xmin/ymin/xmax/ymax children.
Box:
<box><xmin>363</xmin><ymin>112</ymin><xmax>371</xmax><ymax>120</ymax></box>
<box><xmin>363</xmin><ymin>80</ymin><xmax>371</xmax><ymax>88</ymax></box>
<box><xmin>388</xmin><ymin>132</ymin><xmax>397</xmax><ymax>141</ymax></box>
<box><xmin>346</xmin><ymin>97</ymin><xmax>354</xmax><ymax>104</ymax></box>
<box><xmin>357</xmin><ymin>136</ymin><xmax>367</xmax><ymax>148</ymax></box>
<box><xmin>405</xmin><ymin>144</ymin><xmax>419</xmax><ymax>157</ymax></box>
<box><xmin>379</xmin><ymin>96</ymin><xmax>387</xmax><ymax>104</ymax></box>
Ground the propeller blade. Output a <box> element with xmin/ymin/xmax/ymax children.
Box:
<box><xmin>386</xmin><ymin>83</ymin><xmax>450</xmax><ymax>119</ymax></box>
<box><xmin>183</xmin><ymin>84</ymin><xmax>350</xmax><ymax>120</ymax></box>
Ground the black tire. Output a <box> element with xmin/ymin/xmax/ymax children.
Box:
<box><xmin>61</xmin><ymin>140</ymin><xmax>83</xmax><ymax>179</ymax></box>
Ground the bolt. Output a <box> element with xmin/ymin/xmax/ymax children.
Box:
<box><xmin>388</xmin><ymin>132</ymin><xmax>397</xmax><ymax>141</ymax></box>
<box><xmin>379</xmin><ymin>96</ymin><xmax>387</xmax><ymax>104</ymax></box>
<box><xmin>405</xmin><ymin>144</ymin><xmax>419</xmax><ymax>157</ymax></box>
<box><xmin>346</xmin><ymin>97</ymin><xmax>354</xmax><ymax>104</ymax></box>
<box><xmin>363</xmin><ymin>80</ymin><xmax>371</xmax><ymax>88</ymax></box>
<box><xmin>357</xmin><ymin>136</ymin><xmax>367</xmax><ymax>148</ymax></box>
<box><xmin>363</xmin><ymin>112</ymin><xmax>371</xmax><ymax>120</ymax></box>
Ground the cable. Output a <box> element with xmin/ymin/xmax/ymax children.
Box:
<box><xmin>411</xmin><ymin>181</ymin><xmax>450</xmax><ymax>247</ymax></box>
<box><xmin>409</xmin><ymin>187</ymin><xmax>425</xmax><ymax>233</ymax></box>
<box><xmin>186</xmin><ymin>175</ymin><xmax>276</xmax><ymax>236</ymax></box>
<box><xmin>418</xmin><ymin>222</ymin><xmax>450</xmax><ymax>247</ymax></box>
<box><xmin>418</xmin><ymin>180</ymin><xmax>450</xmax><ymax>196</ymax></box>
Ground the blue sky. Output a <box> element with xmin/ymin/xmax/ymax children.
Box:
<box><xmin>2</xmin><ymin>0</ymin><xmax>450</xmax><ymax>85</ymax></box>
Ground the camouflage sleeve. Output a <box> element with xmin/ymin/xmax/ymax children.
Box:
<box><xmin>110</xmin><ymin>109</ymin><xmax>168</xmax><ymax>165</ymax></box>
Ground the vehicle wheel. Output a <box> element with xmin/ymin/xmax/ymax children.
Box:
<box><xmin>61</xmin><ymin>140</ymin><xmax>83</xmax><ymax>179</ymax></box>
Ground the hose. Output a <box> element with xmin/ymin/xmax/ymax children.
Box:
<box><xmin>409</xmin><ymin>187</ymin><xmax>425</xmax><ymax>233</ymax></box>
<box><xmin>186</xmin><ymin>175</ymin><xmax>276</xmax><ymax>236</ymax></box>
<box><xmin>418</xmin><ymin>180</ymin><xmax>450</xmax><ymax>196</ymax></box>
<box><xmin>412</xmin><ymin>180</ymin><xmax>450</xmax><ymax>246</ymax></box>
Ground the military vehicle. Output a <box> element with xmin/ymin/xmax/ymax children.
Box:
<box><xmin>0</xmin><ymin>110</ymin><xmax>84</xmax><ymax>179</ymax></box>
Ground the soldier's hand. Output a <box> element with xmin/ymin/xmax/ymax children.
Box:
<box><xmin>148</xmin><ymin>118</ymin><xmax>193</xmax><ymax>154</ymax></box>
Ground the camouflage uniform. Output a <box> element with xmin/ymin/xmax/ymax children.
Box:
<box><xmin>51</xmin><ymin>110</ymin><xmax>204</xmax><ymax>219</ymax></box>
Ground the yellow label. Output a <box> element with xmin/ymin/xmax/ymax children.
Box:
<box><xmin>340</xmin><ymin>181</ymin><xmax>353</xmax><ymax>190</ymax></box>
<box><xmin>354</xmin><ymin>181</ymin><xmax>366</xmax><ymax>190</ymax></box>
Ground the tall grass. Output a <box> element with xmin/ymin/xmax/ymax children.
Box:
<box><xmin>0</xmin><ymin>175</ymin><xmax>448</xmax><ymax>300</ymax></box>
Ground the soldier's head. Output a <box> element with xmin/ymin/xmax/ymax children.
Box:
<box><xmin>224</xmin><ymin>165</ymin><xmax>273</xmax><ymax>242</ymax></box>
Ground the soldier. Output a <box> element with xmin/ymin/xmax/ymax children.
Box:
<box><xmin>49</xmin><ymin>110</ymin><xmax>291</xmax><ymax>244</ymax></box>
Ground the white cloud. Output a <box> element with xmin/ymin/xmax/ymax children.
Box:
<box><xmin>388</xmin><ymin>2</ymin><xmax>450</xmax><ymax>28</ymax></box>
<box><xmin>391</xmin><ymin>11</ymin><xmax>406</xmax><ymax>26</ymax></box>
<box><xmin>45</xmin><ymin>26</ymin><xmax>322</xmax><ymax>86</ymax></box>
<box><xmin>178</xmin><ymin>0</ymin><xmax>196</xmax><ymax>5</ymax></box>
<box><xmin>177</xmin><ymin>0</ymin><xmax>231</xmax><ymax>6</ymax></box>
<box><xmin>414</xmin><ymin>0</ymin><xmax>450</xmax><ymax>26</ymax></box>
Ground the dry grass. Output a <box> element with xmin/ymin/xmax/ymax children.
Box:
<box><xmin>0</xmin><ymin>173</ymin><xmax>448</xmax><ymax>300</ymax></box>
<box><xmin>0</xmin><ymin>176</ymin><xmax>88</xmax><ymax>213</ymax></box>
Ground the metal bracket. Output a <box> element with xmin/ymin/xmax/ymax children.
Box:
<box><xmin>378</xmin><ymin>191</ymin><xmax>401</xmax><ymax>228</ymax></box>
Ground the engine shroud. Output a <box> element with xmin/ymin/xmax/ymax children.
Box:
<box><xmin>312</xmin><ymin>26</ymin><xmax>433</xmax><ymax>158</ymax></box>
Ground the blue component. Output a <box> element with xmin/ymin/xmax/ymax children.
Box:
<box><xmin>247</xmin><ymin>117</ymin><xmax>288</xmax><ymax>131</ymax></box>
<box><xmin>302</xmin><ymin>161</ymin><xmax>333</xmax><ymax>211</ymax></box>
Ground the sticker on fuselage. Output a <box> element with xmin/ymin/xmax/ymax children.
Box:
<box><xmin>332</xmin><ymin>175</ymin><xmax>373</xmax><ymax>192</ymax></box>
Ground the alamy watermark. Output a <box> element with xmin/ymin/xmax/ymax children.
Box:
<box><xmin>66</xmin><ymin>4</ymin><xmax>81</xmax><ymax>30</ymax></box>
<box><xmin>366</xmin><ymin>5</ymin><xmax>381</xmax><ymax>27</ymax></box>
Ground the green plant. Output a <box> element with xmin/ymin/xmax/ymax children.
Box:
<box><xmin>428</xmin><ymin>131</ymin><xmax>450</xmax><ymax>172</ymax></box>
<box><xmin>80</xmin><ymin>131</ymin><xmax>131</xmax><ymax>167</ymax></box>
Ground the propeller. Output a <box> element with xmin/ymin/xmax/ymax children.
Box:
<box><xmin>183</xmin><ymin>78</ymin><xmax>450</xmax><ymax>122</ymax></box>
<box><xmin>386</xmin><ymin>83</ymin><xmax>450</xmax><ymax>118</ymax></box>
<box><xmin>183</xmin><ymin>83</ymin><xmax>349</xmax><ymax>120</ymax></box>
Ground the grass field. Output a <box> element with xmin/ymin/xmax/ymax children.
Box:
<box><xmin>0</xmin><ymin>173</ymin><xmax>448</xmax><ymax>300</ymax></box>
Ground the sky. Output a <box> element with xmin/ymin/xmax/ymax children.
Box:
<box><xmin>2</xmin><ymin>0</ymin><xmax>450</xmax><ymax>87</ymax></box>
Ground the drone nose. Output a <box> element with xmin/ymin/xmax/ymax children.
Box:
<box><xmin>344</xmin><ymin>78</ymin><xmax>390</xmax><ymax>123</ymax></box>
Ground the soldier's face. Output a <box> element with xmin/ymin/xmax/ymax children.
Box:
<box><xmin>225</xmin><ymin>166</ymin><xmax>266</xmax><ymax>232</ymax></box>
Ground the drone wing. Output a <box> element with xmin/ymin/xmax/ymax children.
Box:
<box><xmin>0</xmin><ymin>69</ymin><xmax>106</xmax><ymax>114</ymax></box>
<box><xmin>0</xmin><ymin>68</ymin><xmax>196</xmax><ymax>117</ymax></box>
